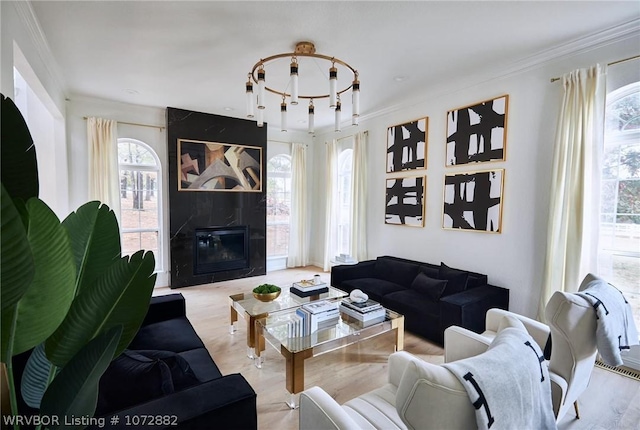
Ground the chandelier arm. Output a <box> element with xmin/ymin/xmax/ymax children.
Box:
<box><xmin>250</xmin><ymin>51</ymin><xmax>357</xmax><ymax>99</ymax></box>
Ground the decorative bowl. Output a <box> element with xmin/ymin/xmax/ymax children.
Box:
<box><xmin>252</xmin><ymin>284</ymin><xmax>281</xmax><ymax>302</ymax></box>
<box><xmin>253</xmin><ymin>290</ymin><xmax>281</xmax><ymax>302</ymax></box>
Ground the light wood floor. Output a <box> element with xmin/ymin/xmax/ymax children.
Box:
<box><xmin>155</xmin><ymin>267</ymin><xmax>640</xmax><ymax>430</ymax></box>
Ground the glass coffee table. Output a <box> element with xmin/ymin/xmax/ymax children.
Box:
<box><xmin>229</xmin><ymin>286</ymin><xmax>348</xmax><ymax>358</ymax></box>
<box><xmin>254</xmin><ymin>307</ymin><xmax>404</xmax><ymax>408</ymax></box>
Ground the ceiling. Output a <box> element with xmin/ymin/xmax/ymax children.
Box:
<box><xmin>30</xmin><ymin>1</ymin><xmax>640</xmax><ymax>132</ymax></box>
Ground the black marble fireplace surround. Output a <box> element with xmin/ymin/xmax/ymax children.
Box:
<box><xmin>167</xmin><ymin>107</ymin><xmax>267</xmax><ymax>288</ymax></box>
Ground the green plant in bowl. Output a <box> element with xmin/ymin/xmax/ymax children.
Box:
<box><xmin>253</xmin><ymin>284</ymin><xmax>281</xmax><ymax>302</ymax></box>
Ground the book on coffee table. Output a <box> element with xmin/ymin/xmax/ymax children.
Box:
<box><xmin>340</xmin><ymin>298</ymin><xmax>382</xmax><ymax>313</ymax></box>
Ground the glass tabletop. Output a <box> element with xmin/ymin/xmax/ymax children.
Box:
<box><xmin>258</xmin><ymin>307</ymin><xmax>404</xmax><ymax>354</ymax></box>
<box><xmin>230</xmin><ymin>285</ymin><xmax>348</xmax><ymax>318</ymax></box>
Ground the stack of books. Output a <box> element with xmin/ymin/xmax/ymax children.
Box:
<box><xmin>287</xmin><ymin>300</ymin><xmax>340</xmax><ymax>337</ymax></box>
<box><xmin>340</xmin><ymin>298</ymin><xmax>386</xmax><ymax>324</ymax></box>
<box><xmin>335</xmin><ymin>253</ymin><xmax>357</xmax><ymax>264</ymax></box>
<box><xmin>290</xmin><ymin>279</ymin><xmax>329</xmax><ymax>297</ymax></box>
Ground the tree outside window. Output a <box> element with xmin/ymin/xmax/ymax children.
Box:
<box><xmin>118</xmin><ymin>139</ymin><xmax>162</xmax><ymax>271</ymax></box>
<box><xmin>599</xmin><ymin>82</ymin><xmax>640</xmax><ymax>332</ymax></box>
<box><xmin>267</xmin><ymin>155</ymin><xmax>291</xmax><ymax>257</ymax></box>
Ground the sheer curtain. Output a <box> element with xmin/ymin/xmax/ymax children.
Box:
<box><xmin>323</xmin><ymin>139</ymin><xmax>339</xmax><ymax>271</ymax></box>
<box><xmin>287</xmin><ymin>143</ymin><xmax>308</xmax><ymax>267</ymax></box>
<box><xmin>539</xmin><ymin>64</ymin><xmax>606</xmax><ymax>319</ymax></box>
<box><xmin>87</xmin><ymin>117</ymin><xmax>120</xmax><ymax>222</ymax></box>
<box><xmin>350</xmin><ymin>131</ymin><xmax>368</xmax><ymax>262</ymax></box>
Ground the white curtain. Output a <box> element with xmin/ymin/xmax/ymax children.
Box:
<box><xmin>87</xmin><ymin>117</ymin><xmax>120</xmax><ymax>223</ymax></box>
<box><xmin>323</xmin><ymin>139</ymin><xmax>339</xmax><ymax>271</ymax></box>
<box><xmin>539</xmin><ymin>64</ymin><xmax>606</xmax><ymax>320</ymax></box>
<box><xmin>350</xmin><ymin>131</ymin><xmax>368</xmax><ymax>262</ymax></box>
<box><xmin>287</xmin><ymin>143</ymin><xmax>308</xmax><ymax>267</ymax></box>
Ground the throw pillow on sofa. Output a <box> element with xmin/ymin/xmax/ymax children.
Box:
<box><xmin>96</xmin><ymin>349</ymin><xmax>200</xmax><ymax>415</ymax></box>
<box><xmin>439</xmin><ymin>263</ymin><xmax>469</xmax><ymax>296</ymax></box>
<box><xmin>410</xmin><ymin>272</ymin><xmax>448</xmax><ymax>302</ymax></box>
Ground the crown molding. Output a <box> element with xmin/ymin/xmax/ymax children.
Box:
<box><xmin>361</xmin><ymin>18</ymin><xmax>640</xmax><ymax>125</ymax></box>
<box><xmin>12</xmin><ymin>1</ymin><xmax>67</xmax><ymax>96</ymax></box>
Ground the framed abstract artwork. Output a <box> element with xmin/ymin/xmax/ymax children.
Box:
<box><xmin>446</xmin><ymin>95</ymin><xmax>508</xmax><ymax>166</ymax></box>
<box><xmin>443</xmin><ymin>169</ymin><xmax>504</xmax><ymax>233</ymax></box>
<box><xmin>177</xmin><ymin>139</ymin><xmax>262</xmax><ymax>192</ymax></box>
<box><xmin>386</xmin><ymin>117</ymin><xmax>428</xmax><ymax>173</ymax></box>
<box><xmin>385</xmin><ymin>175</ymin><xmax>426</xmax><ymax>227</ymax></box>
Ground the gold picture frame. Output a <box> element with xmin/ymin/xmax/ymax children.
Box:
<box><xmin>442</xmin><ymin>169</ymin><xmax>504</xmax><ymax>233</ymax></box>
<box><xmin>385</xmin><ymin>175</ymin><xmax>426</xmax><ymax>227</ymax></box>
<box><xmin>446</xmin><ymin>95</ymin><xmax>509</xmax><ymax>167</ymax></box>
<box><xmin>386</xmin><ymin>117</ymin><xmax>428</xmax><ymax>173</ymax></box>
<box><xmin>177</xmin><ymin>139</ymin><xmax>262</xmax><ymax>192</ymax></box>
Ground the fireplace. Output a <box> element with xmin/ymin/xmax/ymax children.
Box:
<box><xmin>194</xmin><ymin>226</ymin><xmax>250</xmax><ymax>275</ymax></box>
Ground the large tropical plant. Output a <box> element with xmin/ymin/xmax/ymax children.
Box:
<box><xmin>0</xmin><ymin>94</ymin><xmax>157</xmax><ymax>428</ymax></box>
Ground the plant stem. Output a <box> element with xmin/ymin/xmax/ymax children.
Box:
<box><xmin>6</xmin><ymin>308</ymin><xmax>20</xmax><ymax>430</ymax></box>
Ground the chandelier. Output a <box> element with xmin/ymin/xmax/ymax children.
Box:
<box><xmin>245</xmin><ymin>41</ymin><xmax>360</xmax><ymax>133</ymax></box>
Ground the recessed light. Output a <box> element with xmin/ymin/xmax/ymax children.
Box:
<box><xmin>393</xmin><ymin>75</ymin><xmax>408</xmax><ymax>82</ymax></box>
<box><xmin>223</xmin><ymin>107</ymin><xmax>234</xmax><ymax>111</ymax></box>
<box><xmin>124</xmin><ymin>89</ymin><xmax>139</xmax><ymax>95</ymax></box>
<box><xmin>297</xmin><ymin>120</ymin><xmax>307</xmax><ymax>124</ymax></box>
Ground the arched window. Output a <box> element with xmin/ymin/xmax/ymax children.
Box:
<box><xmin>267</xmin><ymin>154</ymin><xmax>292</xmax><ymax>257</ymax></box>
<box><xmin>118</xmin><ymin>138</ymin><xmax>163</xmax><ymax>271</ymax></box>
<box><xmin>599</xmin><ymin>81</ymin><xmax>639</xmax><ymax>331</ymax></box>
<box><xmin>337</xmin><ymin>149</ymin><xmax>353</xmax><ymax>255</ymax></box>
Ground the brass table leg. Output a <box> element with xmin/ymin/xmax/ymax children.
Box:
<box><xmin>392</xmin><ymin>315</ymin><xmax>405</xmax><ymax>351</ymax></box>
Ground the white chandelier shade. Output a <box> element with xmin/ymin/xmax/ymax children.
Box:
<box><xmin>245</xmin><ymin>41</ymin><xmax>359</xmax><ymax>132</ymax></box>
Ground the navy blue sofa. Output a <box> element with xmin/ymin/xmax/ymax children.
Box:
<box><xmin>331</xmin><ymin>256</ymin><xmax>509</xmax><ymax>344</ymax></box>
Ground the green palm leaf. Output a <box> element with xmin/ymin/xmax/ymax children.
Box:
<box><xmin>62</xmin><ymin>201</ymin><xmax>121</xmax><ymax>296</ymax></box>
<box><xmin>45</xmin><ymin>251</ymin><xmax>155</xmax><ymax>367</ymax></box>
<box><xmin>39</xmin><ymin>326</ymin><xmax>121</xmax><ymax>429</ymax></box>
<box><xmin>0</xmin><ymin>94</ymin><xmax>38</xmax><ymax>200</ymax></box>
<box><xmin>21</xmin><ymin>343</ymin><xmax>55</xmax><ymax>408</ymax></box>
<box><xmin>12</xmin><ymin>199</ymin><xmax>76</xmax><ymax>356</ymax></box>
<box><xmin>0</xmin><ymin>184</ymin><xmax>34</xmax><ymax>311</ymax></box>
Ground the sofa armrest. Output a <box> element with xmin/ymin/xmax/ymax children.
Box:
<box><xmin>444</xmin><ymin>326</ymin><xmax>491</xmax><ymax>363</ymax></box>
<box><xmin>439</xmin><ymin>284</ymin><xmax>509</xmax><ymax>334</ymax></box>
<box><xmin>95</xmin><ymin>374</ymin><xmax>256</xmax><ymax>430</ymax></box>
<box><xmin>142</xmin><ymin>293</ymin><xmax>187</xmax><ymax>326</ymax></box>
<box><xmin>299</xmin><ymin>386</ymin><xmax>360</xmax><ymax>430</ymax></box>
<box><xmin>330</xmin><ymin>260</ymin><xmax>376</xmax><ymax>288</ymax></box>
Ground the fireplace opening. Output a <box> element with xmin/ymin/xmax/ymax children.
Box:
<box><xmin>194</xmin><ymin>226</ymin><xmax>250</xmax><ymax>274</ymax></box>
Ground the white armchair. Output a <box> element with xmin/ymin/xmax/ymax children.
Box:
<box><xmin>444</xmin><ymin>288</ymin><xmax>598</xmax><ymax>422</ymax></box>
<box><xmin>299</xmin><ymin>351</ymin><xmax>476</xmax><ymax>430</ymax></box>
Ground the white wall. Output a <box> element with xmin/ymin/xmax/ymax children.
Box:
<box><xmin>311</xmin><ymin>34</ymin><xmax>640</xmax><ymax>318</ymax></box>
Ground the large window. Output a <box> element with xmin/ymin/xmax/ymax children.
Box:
<box><xmin>267</xmin><ymin>154</ymin><xmax>291</xmax><ymax>257</ymax></box>
<box><xmin>337</xmin><ymin>149</ymin><xmax>353</xmax><ymax>255</ymax></box>
<box><xmin>118</xmin><ymin>139</ymin><xmax>162</xmax><ymax>271</ymax></box>
<box><xmin>599</xmin><ymin>82</ymin><xmax>640</xmax><ymax>331</ymax></box>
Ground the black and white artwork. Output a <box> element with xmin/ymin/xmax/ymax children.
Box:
<box><xmin>386</xmin><ymin>117</ymin><xmax>428</xmax><ymax>173</ymax></box>
<box><xmin>385</xmin><ymin>176</ymin><xmax>425</xmax><ymax>227</ymax></box>
<box><xmin>446</xmin><ymin>95</ymin><xmax>508</xmax><ymax>166</ymax></box>
<box><xmin>443</xmin><ymin>169</ymin><xmax>504</xmax><ymax>233</ymax></box>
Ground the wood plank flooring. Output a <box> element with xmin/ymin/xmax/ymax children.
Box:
<box><xmin>156</xmin><ymin>267</ymin><xmax>640</xmax><ymax>430</ymax></box>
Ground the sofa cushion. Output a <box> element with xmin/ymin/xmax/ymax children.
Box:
<box><xmin>382</xmin><ymin>290</ymin><xmax>440</xmax><ymax>321</ymax></box>
<box><xmin>439</xmin><ymin>263</ymin><xmax>469</xmax><ymax>296</ymax></box>
<box><xmin>410</xmin><ymin>272</ymin><xmax>448</xmax><ymax>302</ymax></box>
<box><xmin>134</xmin><ymin>350</ymin><xmax>201</xmax><ymax>390</ymax></box>
<box><xmin>129</xmin><ymin>317</ymin><xmax>205</xmax><ymax>352</ymax></box>
<box><xmin>374</xmin><ymin>257</ymin><xmax>420</xmax><ymax>287</ymax></box>
<box><xmin>96</xmin><ymin>350</ymin><xmax>175</xmax><ymax>415</ymax></box>
<box><xmin>418</xmin><ymin>265</ymin><xmax>440</xmax><ymax>280</ymax></box>
<box><xmin>342</xmin><ymin>278</ymin><xmax>406</xmax><ymax>303</ymax></box>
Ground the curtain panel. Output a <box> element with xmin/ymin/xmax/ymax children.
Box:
<box><xmin>323</xmin><ymin>140</ymin><xmax>339</xmax><ymax>271</ymax></box>
<box><xmin>539</xmin><ymin>64</ymin><xmax>606</xmax><ymax>320</ymax></box>
<box><xmin>287</xmin><ymin>143</ymin><xmax>308</xmax><ymax>267</ymax></box>
<box><xmin>350</xmin><ymin>131</ymin><xmax>368</xmax><ymax>262</ymax></box>
<box><xmin>87</xmin><ymin>117</ymin><xmax>121</xmax><ymax>223</ymax></box>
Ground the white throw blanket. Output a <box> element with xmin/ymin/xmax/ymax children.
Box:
<box><xmin>577</xmin><ymin>275</ymin><xmax>639</xmax><ymax>367</ymax></box>
<box><xmin>444</xmin><ymin>328</ymin><xmax>557</xmax><ymax>430</ymax></box>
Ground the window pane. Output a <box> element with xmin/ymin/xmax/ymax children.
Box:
<box><xmin>122</xmin><ymin>232</ymin><xmax>141</xmax><ymax>257</ymax></box>
<box><xmin>118</xmin><ymin>141</ymin><xmax>157</xmax><ymax>166</ymax></box>
<box><xmin>267</xmin><ymin>224</ymin><xmax>289</xmax><ymax>256</ymax></box>
<box><xmin>140</xmin><ymin>231</ymin><xmax>158</xmax><ymax>254</ymax></box>
<box><xmin>267</xmin><ymin>155</ymin><xmax>291</xmax><ymax>257</ymax></box>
